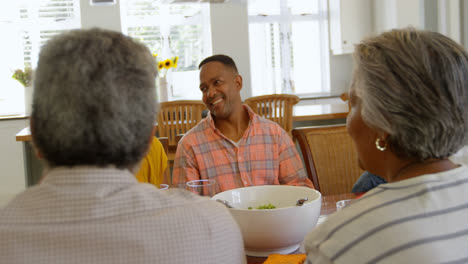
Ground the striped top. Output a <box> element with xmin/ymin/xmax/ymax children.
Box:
<box><xmin>172</xmin><ymin>105</ymin><xmax>313</xmax><ymax>192</ymax></box>
<box><xmin>305</xmin><ymin>164</ymin><xmax>468</xmax><ymax>264</ymax></box>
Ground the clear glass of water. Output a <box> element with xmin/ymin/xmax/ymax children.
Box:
<box><xmin>186</xmin><ymin>179</ymin><xmax>217</xmax><ymax>197</ymax></box>
<box><xmin>336</xmin><ymin>199</ymin><xmax>355</xmax><ymax>211</ymax></box>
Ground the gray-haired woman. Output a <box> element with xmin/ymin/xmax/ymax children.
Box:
<box><xmin>305</xmin><ymin>28</ymin><xmax>468</xmax><ymax>263</ymax></box>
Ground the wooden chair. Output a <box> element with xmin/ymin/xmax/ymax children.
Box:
<box><xmin>340</xmin><ymin>92</ymin><xmax>351</xmax><ymax>111</ymax></box>
<box><xmin>158</xmin><ymin>137</ymin><xmax>169</xmax><ymax>155</ymax></box>
<box><xmin>158</xmin><ymin>100</ymin><xmax>206</xmax><ymax>146</ymax></box>
<box><xmin>175</xmin><ymin>134</ymin><xmax>184</xmax><ymax>145</ymax></box>
<box><xmin>244</xmin><ymin>94</ymin><xmax>300</xmax><ymax>137</ymax></box>
<box><xmin>292</xmin><ymin>125</ymin><xmax>363</xmax><ymax>195</ymax></box>
<box><xmin>340</xmin><ymin>92</ymin><xmax>349</xmax><ymax>102</ymax></box>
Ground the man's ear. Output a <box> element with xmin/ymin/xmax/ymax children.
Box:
<box><xmin>235</xmin><ymin>74</ymin><xmax>243</xmax><ymax>91</ymax></box>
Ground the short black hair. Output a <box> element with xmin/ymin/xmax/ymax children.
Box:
<box><xmin>198</xmin><ymin>54</ymin><xmax>238</xmax><ymax>73</ymax></box>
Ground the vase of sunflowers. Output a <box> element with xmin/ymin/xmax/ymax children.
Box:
<box><xmin>12</xmin><ymin>67</ymin><xmax>33</xmax><ymax>115</ymax></box>
<box><xmin>153</xmin><ymin>54</ymin><xmax>178</xmax><ymax>102</ymax></box>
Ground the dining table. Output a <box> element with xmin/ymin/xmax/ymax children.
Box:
<box><xmin>246</xmin><ymin>193</ymin><xmax>357</xmax><ymax>264</ymax></box>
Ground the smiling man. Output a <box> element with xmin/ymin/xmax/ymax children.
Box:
<box><xmin>172</xmin><ymin>54</ymin><xmax>313</xmax><ymax>193</ymax></box>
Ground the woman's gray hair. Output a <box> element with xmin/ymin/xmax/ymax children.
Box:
<box><xmin>352</xmin><ymin>28</ymin><xmax>468</xmax><ymax>161</ymax></box>
<box><xmin>32</xmin><ymin>28</ymin><xmax>158</xmax><ymax>168</ymax></box>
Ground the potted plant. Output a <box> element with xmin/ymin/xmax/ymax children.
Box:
<box><xmin>12</xmin><ymin>67</ymin><xmax>33</xmax><ymax>115</ymax></box>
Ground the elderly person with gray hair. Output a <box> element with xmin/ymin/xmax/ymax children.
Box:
<box><xmin>0</xmin><ymin>28</ymin><xmax>245</xmax><ymax>264</ymax></box>
<box><xmin>305</xmin><ymin>28</ymin><xmax>468</xmax><ymax>263</ymax></box>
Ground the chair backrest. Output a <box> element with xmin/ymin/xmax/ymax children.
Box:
<box><xmin>244</xmin><ymin>94</ymin><xmax>300</xmax><ymax>137</ymax></box>
<box><xmin>292</xmin><ymin>125</ymin><xmax>363</xmax><ymax>195</ymax></box>
<box><xmin>158</xmin><ymin>100</ymin><xmax>206</xmax><ymax>146</ymax></box>
<box><xmin>158</xmin><ymin>137</ymin><xmax>169</xmax><ymax>156</ymax></box>
<box><xmin>175</xmin><ymin>134</ymin><xmax>184</xmax><ymax>145</ymax></box>
<box><xmin>340</xmin><ymin>92</ymin><xmax>349</xmax><ymax>102</ymax></box>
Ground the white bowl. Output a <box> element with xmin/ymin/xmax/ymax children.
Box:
<box><xmin>212</xmin><ymin>185</ymin><xmax>321</xmax><ymax>257</ymax></box>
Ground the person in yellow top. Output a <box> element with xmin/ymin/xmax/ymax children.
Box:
<box><xmin>135</xmin><ymin>138</ymin><xmax>169</xmax><ymax>186</ymax></box>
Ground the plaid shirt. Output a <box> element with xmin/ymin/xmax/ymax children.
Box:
<box><xmin>172</xmin><ymin>105</ymin><xmax>314</xmax><ymax>192</ymax></box>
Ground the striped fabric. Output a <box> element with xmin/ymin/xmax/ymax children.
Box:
<box><xmin>172</xmin><ymin>105</ymin><xmax>313</xmax><ymax>192</ymax></box>
<box><xmin>305</xmin><ymin>164</ymin><xmax>468</xmax><ymax>264</ymax></box>
<box><xmin>0</xmin><ymin>167</ymin><xmax>246</xmax><ymax>264</ymax></box>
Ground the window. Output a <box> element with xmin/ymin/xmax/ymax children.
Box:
<box><xmin>120</xmin><ymin>0</ymin><xmax>211</xmax><ymax>101</ymax></box>
<box><xmin>0</xmin><ymin>0</ymin><xmax>81</xmax><ymax>115</ymax></box>
<box><xmin>248</xmin><ymin>0</ymin><xmax>329</xmax><ymax>97</ymax></box>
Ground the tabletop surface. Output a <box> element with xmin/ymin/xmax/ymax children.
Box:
<box><xmin>16</xmin><ymin>126</ymin><xmax>31</xmax><ymax>142</ymax></box>
<box><xmin>246</xmin><ymin>193</ymin><xmax>356</xmax><ymax>264</ymax></box>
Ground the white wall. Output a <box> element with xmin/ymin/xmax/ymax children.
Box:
<box><xmin>373</xmin><ymin>0</ymin><xmax>424</xmax><ymax>34</ymax></box>
<box><xmin>328</xmin><ymin>54</ymin><xmax>353</xmax><ymax>96</ymax></box>
<box><xmin>209</xmin><ymin>1</ymin><xmax>252</xmax><ymax>100</ymax></box>
<box><xmin>396</xmin><ymin>0</ymin><xmax>424</xmax><ymax>29</ymax></box>
<box><xmin>463</xmin><ymin>1</ymin><xmax>468</xmax><ymax>48</ymax></box>
<box><xmin>438</xmin><ymin>0</ymin><xmax>461</xmax><ymax>43</ymax></box>
<box><xmin>80</xmin><ymin>0</ymin><xmax>122</xmax><ymax>31</ymax></box>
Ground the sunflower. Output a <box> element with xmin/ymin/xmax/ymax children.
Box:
<box><xmin>158</xmin><ymin>61</ymin><xmax>164</xmax><ymax>71</ymax></box>
<box><xmin>164</xmin><ymin>59</ymin><xmax>173</xmax><ymax>69</ymax></box>
<box><xmin>173</xmin><ymin>56</ymin><xmax>179</xmax><ymax>68</ymax></box>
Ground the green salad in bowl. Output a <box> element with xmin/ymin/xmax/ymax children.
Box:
<box><xmin>248</xmin><ymin>203</ymin><xmax>276</xmax><ymax>210</ymax></box>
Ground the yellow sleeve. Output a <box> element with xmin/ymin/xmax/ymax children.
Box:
<box><xmin>135</xmin><ymin>138</ymin><xmax>168</xmax><ymax>186</ymax></box>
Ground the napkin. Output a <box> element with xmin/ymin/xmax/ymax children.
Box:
<box><xmin>263</xmin><ymin>253</ymin><xmax>306</xmax><ymax>264</ymax></box>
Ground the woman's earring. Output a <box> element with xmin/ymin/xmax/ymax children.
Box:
<box><xmin>375</xmin><ymin>138</ymin><xmax>387</xmax><ymax>151</ymax></box>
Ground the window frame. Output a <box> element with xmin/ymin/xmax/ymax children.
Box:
<box><xmin>120</xmin><ymin>0</ymin><xmax>212</xmax><ymax>101</ymax></box>
<box><xmin>248</xmin><ymin>0</ymin><xmax>330</xmax><ymax>98</ymax></box>
<box><xmin>0</xmin><ymin>0</ymin><xmax>81</xmax><ymax>115</ymax></box>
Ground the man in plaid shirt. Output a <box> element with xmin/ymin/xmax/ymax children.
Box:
<box><xmin>172</xmin><ymin>54</ymin><xmax>314</xmax><ymax>193</ymax></box>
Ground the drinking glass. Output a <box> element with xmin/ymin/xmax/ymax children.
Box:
<box><xmin>159</xmin><ymin>184</ymin><xmax>169</xmax><ymax>190</ymax></box>
<box><xmin>336</xmin><ymin>199</ymin><xmax>355</xmax><ymax>211</ymax></box>
<box><xmin>186</xmin><ymin>179</ymin><xmax>217</xmax><ymax>196</ymax></box>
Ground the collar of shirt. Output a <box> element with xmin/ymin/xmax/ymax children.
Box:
<box><xmin>205</xmin><ymin>104</ymin><xmax>259</xmax><ymax>140</ymax></box>
<box><xmin>42</xmin><ymin>166</ymin><xmax>137</xmax><ymax>185</ymax></box>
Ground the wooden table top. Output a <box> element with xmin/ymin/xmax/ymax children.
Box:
<box><xmin>246</xmin><ymin>193</ymin><xmax>357</xmax><ymax>264</ymax></box>
<box><xmin>0</xmin><ymin>113</ymin><xmax>27</xmax><ymax>121</ymax></box>
<box><xmin>15</xmin><ymin>127</ymin><xmax>31</xmax><ymax>142</ymax></box>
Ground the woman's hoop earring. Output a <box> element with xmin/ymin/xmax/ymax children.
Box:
<box><xmin>375</xmin><ymin>138</ymin><xmax>387</xmax><ymax>151</ymax></box>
